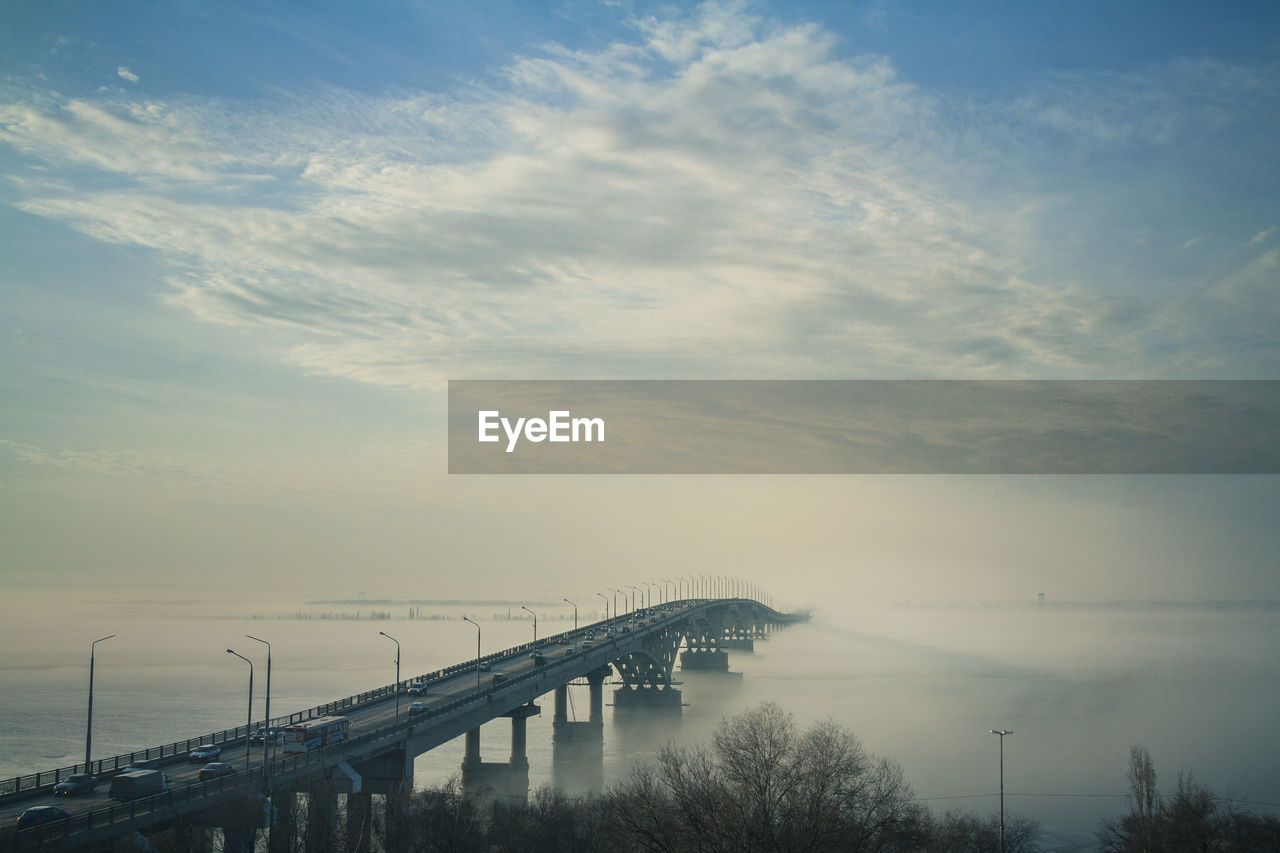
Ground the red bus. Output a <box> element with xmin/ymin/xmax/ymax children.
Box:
<box><xmin>281</xmin><ymin>716</ymin><xmax>350</xmax><ymax>754</ymax></box>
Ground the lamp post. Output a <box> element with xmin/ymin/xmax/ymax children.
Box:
<box><xmin>989</xmin><ymin>729</ymin><xmax>1014</xmax><ymax>853</ymax></box>
<box><xmin>227</xmin><ymin>649</ymin><xmax>254</xmax><ymax>772</ymax></box>
<box><xmin>85</xmin><ymin>634</ymin><xmax>116</xmax><ymax>776</ymax></box>
<box><xmin>521</xmin><ymin>606</ymin><xmax>538</xmax><ymax>642</ymax></box>
<box><xmin>629</xmin><ymin>586</ymin><xmax>642</xmax><ymax>612</ymax></box>
<box><xmin>562</xmin><ymin>598</ymin><xmax>577</xmax><ymax>631</ymax></box>
<box><xmin>462</xmin><ymin>617</ymin><xmax>481</xmax><ymax>691</ymax></box>
<box><xmin>245</xmin><ymin>635</ymin><xmax>272</xmax><ymax>790</ymax></box>
<box><xmin>596</xmin><ymin>592</ymin><xmax>609</xmax><ymax>621</ymax></box>
<box><xmin>607</xmin><ymin>588</ymin><xmax>620</xmax><ymax>621</ymax></box>
<box><xmin>379</xmin><ymin>631</ymin><xmax>401</xmax><ymax>722</ymax></box>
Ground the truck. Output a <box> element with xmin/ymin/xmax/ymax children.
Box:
<box><xmin>109</xmin><ymin>769</ymin><xmax>170</xmax><ymax>801</ymax></box>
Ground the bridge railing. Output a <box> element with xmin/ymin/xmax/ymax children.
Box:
<box><xmin>0</xmin><ymin>599</ymin><xmax>745</xmax><ymax>801</ymax></box>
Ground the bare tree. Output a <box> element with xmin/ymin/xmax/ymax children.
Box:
<box><xmin>606</xmin><ymin>702</ymin><xmax>925</xmax><ymax>853</ymax></box>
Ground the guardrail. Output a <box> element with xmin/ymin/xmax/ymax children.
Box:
<box><xmin>0</xmin><ymin>599</ymin><xmax>762</xmax><ymax>803</ymax></box>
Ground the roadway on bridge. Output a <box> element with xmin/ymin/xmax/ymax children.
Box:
<box><xmin>3</xmin><ymin>603</ymin><xmax>693</xmax><ymax>825</ymax></box>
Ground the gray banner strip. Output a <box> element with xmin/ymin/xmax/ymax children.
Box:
<box><xmin>447</xmin><ymin>380</ymin><xmax>1280</xmax><ymax>474</ymax></box>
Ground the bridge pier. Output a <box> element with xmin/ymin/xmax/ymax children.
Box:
<box><xmin>304</xmin><ymin>789</ymin><xmax>340</xmax><ymax>853</ymax></box>
<box><xmin>270</xmin><ymin>791</ymin><xmax>300</xmax><ymax>853</ymax></box>
<box><xmin>461</xmin><ymin>702</ymin><xmax>540</xmax><ymax>801</ymax></box>
<box><xmin>680</xmin><ymin>647</ymin><xmax>730</xmax><ymax>671</ymax></box>
<box><xmin>222</xmin><ymin>822</ymin><xmax>258</xmax><ymax>853</ymax></box>
<box><xmin>553</xmin><ymin>667</ymin><xmax>608</xmax><ymax>791</ymax></box>
<box><xmin>611</xmin><ymin>683</ymin><xmax>683</xmax><ymax>715</ymax></box>
<box><xmin>345</xmin><ymin>790</ymin><xmax>373</xmax><ymax>853</ymax></box>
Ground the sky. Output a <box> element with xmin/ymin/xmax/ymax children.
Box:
<box><xmin>1</xmin><ymin>1</ymin><xmax>1278</xmax><ymax>605</ymax></box>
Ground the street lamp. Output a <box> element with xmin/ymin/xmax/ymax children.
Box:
<box><xmin>227</xmin><ymin>649</ymin><xmax>254</xmax><ymax>772</ymax></box>
<box><xmin>629</xmin><ymin>586</ymin><xmax>642</xmax><ymax>613</ymax></box>
<box><xmin>596</xmin><ymin>592</ymin><xmax>609</xmax><ymax>621</ymax></box>
<box><xmin>521</xmin><ymin>606</ymin><xmax>538</xmax><ymax>642</ymax></box>
<box><xmin>562</xmin><ymin>598</ymin><xmax>578</xmax><ymax>631</ymax></box>
<box><xmin>607</xmin><ymin>588</ymin><xmax>621</xmax><ymax>621</ymax></box>
<box><xmin>989</xmin><ymin>729</ymin><xmax>1014</xmax><ymax>853</ymax></box>
<box><xmin>379</xmin><ymin>631</ymin><xmax>401</xmax><ymax>722</ymax></box>
<box><xmin>245</xmin><ymin>635</ymin><xmax>272</xmax><ymax>790</ymax></box>
<box><xmin>85</xmin><ymin>634</ymin><xmax>116</xmax><ymax>776</ymax></box>
<box><xmin>462</xmin><ymin>617</ymin><xmax>481</xmax><ymax>691</ymax></box>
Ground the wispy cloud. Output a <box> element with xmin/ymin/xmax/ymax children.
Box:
<box><xmin>0</xmin><ymin>3</ymin><xmax>1276</xmax><ymax>386</ymax></box>
<box><xmin>117</xmin><ymin>66</ymin><xmax>139</xmax><ymax>83</ymax></box>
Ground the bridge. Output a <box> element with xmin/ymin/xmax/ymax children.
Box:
<box><xmin>1</xmin><ymin>597</ymin><xmax>807</xmax><ymax>852</ymax></box>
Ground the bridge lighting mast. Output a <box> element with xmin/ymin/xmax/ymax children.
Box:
<box><xmin>562</xmin><ymin>598</ymin><xmax>578</xmax><ymax>631</ymax></box>
<box><xmin>84</xmin><ymin>634</ymin><xmax>116</xmax><ymax>776</ymax></box>
<box><xmin>596</xmin><ymin>592</ymin><xmax>609</xmax><ymax>620</ymax></box>
<box><xmin>629</xmin><ymin>585</ymin><xmax>642</xmax><ymax>612</ymax></box>
<box><xmin>607</xmin><ymin>588</ymin><xmax>621</xmax><ymax>621</ymax></box>
<box><xmin>226</xmin><ymin>649</ymin><xmax>254</xmax><ymax>772</ymax></box>
<box><xmin>462</xmin><ymin>617</ymin><xmax>481</xmax><ymax>691</ymax></box>
<box><xmin>379</xmin><ymin>631</ymin><xmax>401</xmax><ymax>722</ymax></box>
<box><xmin>246</xmin><ymin>635</ymin><xmax>272</xmax><ymax>790</ymax></box>
<box><xmin>990</xmin><ymin>729</ymin><xmax>1014</xmax><ymax>853</ymax></box>
<box><xmin>520</xmin><ymin>606</ymin><xmax>538</xmax><ymax>641</ymax></box>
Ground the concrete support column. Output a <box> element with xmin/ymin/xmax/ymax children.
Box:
<box><xmin>305</xmin><ymin>790</ymin><xmax>339</xmax><ymax>853</ymax></box>
<box><xmin>554</xmin><ymin>684</ymin><xmax>568</xmax><ymax>723</ymax></box>
<box><xmin>222</xmin><ymin>824</ymin><xmax>256</xmax><ymax>853</ymax></box>
<box><xmin>588</xmin><ymin>669</ymin><xmax>605</xmax><ymax>723</ymax></box>
<box><xmin>345</xmin><ymin>791</ymin><xmax>373</xmax><ymax>853</ymax></box>
<box><xmin>511</xmin><ymin>712</ymin><xmax>528</xmax><ymax>765</ymax></box>
<box><xmin>270</xmin><ymin>791</ymin><xmax>299</xmax><ymax>853</ymax></box>
<box><xmin>464</xmin><ymin>727</ymin><xmax>481</xmax><ymax>768</ymax></box>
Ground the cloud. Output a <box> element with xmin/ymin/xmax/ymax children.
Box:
<box><xmin>1247</xmin><ymin>226</ymin><xmax>1276</xmax><ymax>246</ymax></box>
<box><xmin>1179</xmin><ymin>236</ymin><xmax>1204</xmax><ymax>251</ymax></box>
<box><xmin>117</xmin><ymin>66</ymin><xmax>139</xmax><ymax>83</ymax></box>
<box><xmin>0</xmin><ymin>3</ymin><xmax>1276</xmax><ymax>386</ymax></box>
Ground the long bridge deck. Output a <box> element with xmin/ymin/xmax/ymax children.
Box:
<box><xmin>1</xmin><ymin>598</ymin><xmax>807</xmax><ymax>851</ymax></box>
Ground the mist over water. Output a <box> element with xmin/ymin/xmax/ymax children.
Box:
<box><xmin>2</xmin><ymin>595</ymin><xmax>1277</xmax><ymax>849</ymax></box>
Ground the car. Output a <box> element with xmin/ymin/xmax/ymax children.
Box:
<box><xmin>530</xmin><ymin>652</ymin><xmax>547</xmax><ymax>665</ymax></box>
<box><xmin>188</xmin><ymin>744</ymin><xmax>221</xmax><ymax>761</ymax></box>
<box><xmin>52</xmin><ymin>774</ymin><xmax>97</xmax><ymax>796</ymax></box>
<box><xmin>491</xmin><ymin>672</ymin><xmax>507</xmax><ymax>684</ymax></box>
<box><xmin>249</xmin><ymin>727</ymin><xmax>278</xmax><ymax>744</ymax></box>
<box><xmin>564</xmin><ymin>648</ymin><xmax>574</xmax><ymax>657</ymax></box>
<box><xmin>408</xmin><ymin>700</ymin><xmax>429</xmax><ymax>715</ymax></box>
<box><xmin>478</xmin><ymin>663</ymin><xmax>491</xmax><ymax>672</ymax></box>
<box><xmin>122</xmin><ymin>759</ymin><xmax>161</xmax><ymax>772</ymax></box>
<box><xmin>406</xmin><ymin>682</ymin><xmax>428</xmax><ymax>696</ymax></box>
<box><xmin>197</xmin><ymin>762</ymin><xmax>236</xmax><ymax>781</ymax></box>
<box><xmin>16</xmin><ymin>806</ymin><xmax>71</xmax><ymax>827</ymax></box>
<box><xmin>581</xmin><ymin>640</ymin><xmax>594</xmax><ymax>649</ymax></box>
<box><xmin>556</xmin><ymin>637</ymin><xmax>567</xmax><ymax>645</ymax></box>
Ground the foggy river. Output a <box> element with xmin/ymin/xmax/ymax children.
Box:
<box><xmin>2</xmin><ymin>596</ymin><xmax>1277</xmax><ymax>849</ymax></box>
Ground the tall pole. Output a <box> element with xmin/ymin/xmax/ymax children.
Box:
<box><xmin>245</xmin><ymin>635</ymin><xmax>272</xmax><ymax>790</ymax></box>
<box><xmin>596</xmin><ymin>592</ymin><xmax>609</xmax><ymax>621</ymax></box>
<box><xmin>990</xmin><ymin>729</ymin><xmax>1014</xmax><ymax>853</ymax></box>
<box><xmin>608</xmin><ymin>588</ymin><xmax>620</xmax><ymax>621</ymax></box>
<box><xmin>85</xmin><ymin>634</ymin><xmax>116</xmax><ymax>776</ymax></box>
<box><xmin>462</xmin><ymin>617</ymin><xmax>481</xmax><ymax>691</ymax></box>
<box><xmin>227</xmin><ymin>649</ymin><xmax>254</xmax><ymax>772</ymax></box>
<box><xmin>562</xmin><ymin>598</ymin><xmax>577</xmax><ymax>631</ymax></box>
<box><xmin>629</xmin><ymin>586</ymin><xmax>641</xmax><ymax>613</ymax></box>
<box><xmin>380</xmin><ymin>631</ymin><xmax>401</xmax><ymax>722</ymax></box>
<box><xmin>521</xmin><ymin>606</ymin><xmax>538</xmax><ymax>642</ymax></box>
